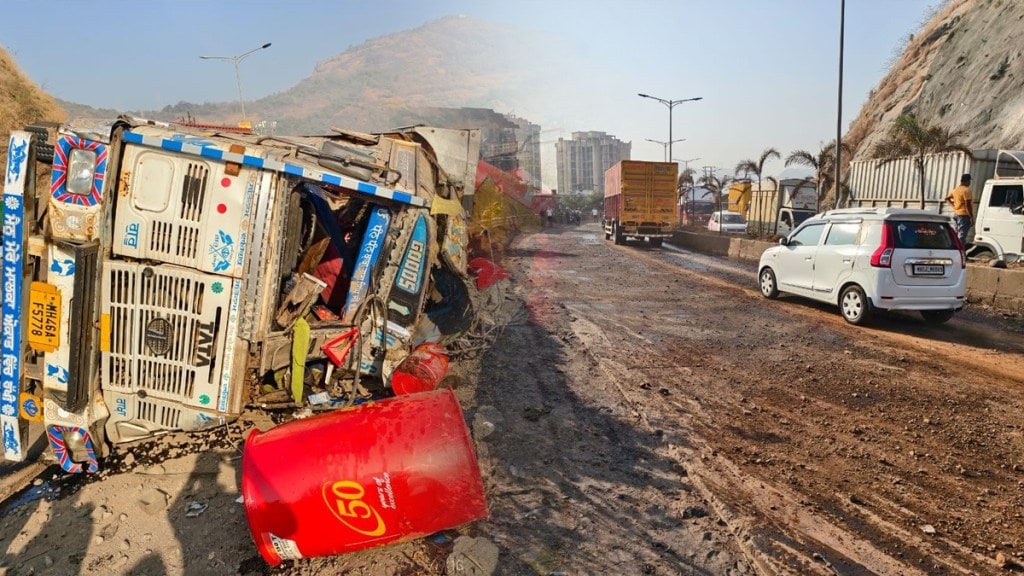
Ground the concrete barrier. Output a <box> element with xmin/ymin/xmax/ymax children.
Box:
<box><xmin>670</xmin><ymin>230</ymin><xmax>1023</xmax><ymax>316</ymax></box>
<box><xmin>965</xmin><ymin>264</ymin><xmax>1024</xmax><ymax>315</ymax></box>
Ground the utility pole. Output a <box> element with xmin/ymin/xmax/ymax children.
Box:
<box><xmin>200</xmin><ymin>42</ymin><xmax>273</xmax><ymax>127</ymax></box>
<box><xmin>835</xmin><ymin>0</ymin><xmax>846</xmax><ymax>209</ymax></box>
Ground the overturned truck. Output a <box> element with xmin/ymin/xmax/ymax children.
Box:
<box><xmin>2</xmin><ymin>116</ymin><xmax>482</xmax><ymax>473</ymax></box>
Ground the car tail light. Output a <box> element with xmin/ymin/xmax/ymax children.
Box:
<box><xmin>870</xmin><ymin>223</ymin><xmax>895</xmax><ymax>268</ymax></box>
<box><xmin>949</xmin><ymin>224</ymin><xmax>967</xmax><ymax>269</ymax></box>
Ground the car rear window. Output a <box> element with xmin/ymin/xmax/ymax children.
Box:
<box><xmin>892</xmin><ymin>220</ymin><xmax>956</xmax><ymax>249</ymax></box>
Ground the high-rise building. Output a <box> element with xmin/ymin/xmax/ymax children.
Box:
<box><xmin>508</xmin><ymin>115</ymin><xmax>542</xmax><ymax>190</ymax></box>
<box><xmin>555</xmin><ymin>132</ymin><xmax>631</xmax><ymax>195</ymax></box>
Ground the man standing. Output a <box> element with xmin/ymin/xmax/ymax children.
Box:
<box><xmin>945</xmin><ymin>173</ymin><xmax>974</xmax><ymax>246</ymax></box>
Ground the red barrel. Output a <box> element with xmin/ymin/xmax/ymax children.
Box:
<box><xmin>390</xmin><ymin>342</ymin><xmax>450</xmax><ymax>395</ymax></box>
<box><xmin>241</xmin><ymin>389</ymin><xmax>488</xmax><ymax>566</ymax></box>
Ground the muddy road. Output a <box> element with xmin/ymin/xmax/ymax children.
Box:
<box><xmin>2</xmin><ymin>222</ymin><xmax>1023</xmax><ymax>575</ymax></box>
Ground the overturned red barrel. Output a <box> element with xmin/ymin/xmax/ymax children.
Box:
<box><xmin>390</xmin><ymin>342</ymin><xmax>450</xmax><ymax>395</ymax></box>
<box><xmin>241</xmin><ymin>389</ymin><xmax>488</xmax><ymax>566</ymax></box>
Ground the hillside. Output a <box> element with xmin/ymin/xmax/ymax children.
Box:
<box><xmin>0</xmin><ymin>49</ymin><xmax>65</xmax><ymax>150</ymax></box>
<box><xmin>59</xmin><ymin>15</ymin><xmax>550</xmax><ymax>135</ymax></box>
<box><xmin>847</xmin><ymin>0</ymin><xmax>1024</xmax><ymax>161</ymax></box>
<box><xmin>33</xmin><ymin>3</ymin><xmax>1024</xmax><ymax>168</ymax></box>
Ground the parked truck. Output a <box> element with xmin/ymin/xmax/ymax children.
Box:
<box><xmin>603</xmin><ymin>160</ymin><xmax>677</xmax><ymax>246</ymax></box>
<box><xmin>678</xmin><ymin>185</ymin><xmax>715</xmax><ymax>227</ymax></box>
<box><xmin>2</xmin><ymin>116</ymin><xmax>481</xmax><ymax>472</ymax></box>
<box><xmin>746</xmin><ymin>178</ymin><xmax>818</xmax><ymax>237</ymax></box>
<box><xmin>848</xmin><ymin>149</ymin><xmax>1023</xmax><ymax>261</ymax></box>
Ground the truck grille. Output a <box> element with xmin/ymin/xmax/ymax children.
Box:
<box><xmin>102</xmin><ymin>262</ymin><xmax>232</xmax><ymax>420</ymax></box>
<box><xmin>145</xmin><ymin>162</ymin><xmax>207</xmax><ymax>263</ymax></box>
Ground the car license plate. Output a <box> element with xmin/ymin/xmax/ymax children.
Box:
<box><xmin>912</xmin><ymin>264</ymin><xmax>944</xmax><ymax>276</ymax></box>
<box><xmin>28</xmin><ymin>282</ymin><xmax>60</xmax><ymax>353</ymax></box>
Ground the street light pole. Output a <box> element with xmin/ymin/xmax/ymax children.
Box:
<box><xmin>200</xmin><ymin>42</ymin><xmax>272</xmax><ymax>126</ymax></box>
<box><xmin>638</xmin><ymin>93</ymin><xmax>702</xmax><ymax>160</ymax></box>
<box><xmin>645</xmin><ymin>138</ymin><xmax>686</xmax><ymax>162</ymax></box>
<box><xmin>673</xmin><ymin>157</ymin><xmax>701</xmax><ymax>172</ymax></box>
<box><xmin>835</xmin><ymin>0</ymin><xmax>845</xmax><ymax>209</ymax></box>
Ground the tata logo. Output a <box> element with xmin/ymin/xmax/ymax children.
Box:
<box><xmin>144</xmin><ymin>318</ymin><xmax>173</xmax><ymax>356</ymax></box>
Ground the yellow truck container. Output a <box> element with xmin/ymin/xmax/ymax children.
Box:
<box><xmin>603</xmin><ymin>160</ymin><xmax>677</xmax><ymax>246</ymax></box>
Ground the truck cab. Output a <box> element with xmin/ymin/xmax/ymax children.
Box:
<box><xmin>3</xmin><ymin>116</ymin><xmax>480</xmax><ymax>472</ymax></box>
<box><xmin>970</xmin><ymin>150</ymin><xmax>1024</xmax><ymax>263</ymax></box>
<box><xmin>777</xmin><ymin>207</ymin><xmax>817</xmax><ymax>236</ymax></box>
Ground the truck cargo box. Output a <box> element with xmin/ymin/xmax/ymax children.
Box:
<box><xmin>603</xmin><ymin>160</ymin><xmax>677</xmax><ymax>245</ymax></box>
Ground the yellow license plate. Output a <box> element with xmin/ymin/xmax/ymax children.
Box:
<box><xmin>28</xmin><ymin>282</ymin><xmax>60</xmax><ymax>353</ymax></box>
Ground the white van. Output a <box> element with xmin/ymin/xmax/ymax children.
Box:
<box><xmin>758</xmin><ymin>208</ymin><xmax>966</xmax><ymax>325</ymax></box>
<box><xmin>707</xmin><ymin>210</ymin><xmax>747</xmax><ymax>233</ymax></box>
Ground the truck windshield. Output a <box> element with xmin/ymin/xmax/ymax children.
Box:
<box><xmin>793</xmin><ymin>211</ymin><xmax>815</xmax><ymax>226</ymax></box>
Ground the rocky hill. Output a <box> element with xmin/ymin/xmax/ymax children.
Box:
<box><xmin>58</xmin><ymin>15</ymin><xmax>549</xmax><ymax>135</ymax></box>
<box><xmin>847</xmin><ymin>0</ymin><xmax>1024</xmax><ymax>161</ymax></box>
<box><xmin>17</xmin><ymin>2</ymin><xmax>1024</xmax><ymax>168</ymax></box>
<box><xmin>0</xmin><ymin>50</ymin><xmax>65</xmax><ymax>152</ymax></box>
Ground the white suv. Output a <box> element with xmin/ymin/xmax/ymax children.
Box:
<box><xmin>757</xmin><ymin>208</ymin><xmax>966</xmax><ymax>325</ymax></box>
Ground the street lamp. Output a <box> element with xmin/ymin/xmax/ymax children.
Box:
<box><xmin>835</xmin><ymin>0</ymin><xmax>845</xmax><ymax>209</ymax></box>
<box><xmin>200</xmin><ymin>42</ymin><xmax>272</xmax><ymax>126</ymax></box>
<box><xmin>673</xmin><ymin>157</ymin><xmax>701</xmax><ymax>172</ymax></box>
<box><xmin>638</xmin><ymin>93</ymin><xmax>702</xmax><ymax>160</ymax></box>
<box><xmin>645</xmin><ymin>138</ymin><xmax>686</xmax><ymax>162</ymax></box>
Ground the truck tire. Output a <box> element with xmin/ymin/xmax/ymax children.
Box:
<box><xmin>604</xmin><ymin>223</ymin><xmax>611</xmax><ymax>240</ymax></box>
<box><xmin>613</xmin><ymin>223</ymin><xmax>624</xmax><ymax>245</ymax></box>
<box><xmin>650</xmin><ymin>238</ymin><xmax>663</xmax><ymax>247</ymax></box>
<box><xmin>839</xmin><ymin>285</ymin><xmax>871</xmax><ymax>325</ymax></box>
<box><xmin>24</xmin><ymin>125</ymin><xmax>54</xmax><ymax>164</ymax></box>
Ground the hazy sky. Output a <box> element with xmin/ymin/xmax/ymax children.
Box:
<box><xmin>1</xmin><ymin>0</ymin><xmax>942</xmax><ymax>185</ymax></box>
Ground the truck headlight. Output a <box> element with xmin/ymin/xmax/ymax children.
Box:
<box><xmin>67</xmin><ymin>148</ymin><xmax>97</xmax><ymax>196</ymax></box>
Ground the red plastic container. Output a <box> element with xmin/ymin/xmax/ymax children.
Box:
<box><xmin>241</xmin><ymin>389</ymin><xmax>488</xmax><ymax>565</ymax></box>
<box><xmin>390</xmin><ymin>342</ymin><xmax>450</xmax><ymax>395</ymax></box>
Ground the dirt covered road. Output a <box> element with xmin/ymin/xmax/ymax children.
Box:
<box><xmin>2</xmin><ymin>222</ymin><xmax>1023</xmax><ymax>575</ymax></box>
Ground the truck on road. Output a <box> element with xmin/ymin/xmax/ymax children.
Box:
<box><xmin>3</xmin><ymin>116</ymin><xmax>480</xmax><ymax>472</ymax></box>
<box><xmin>848</xmin><ymin>149</ymin><xmax>1023</xmax><ymax>262</ymax></box>
<box><xmin>603</xmin><ymin>160</ymin><xmax>677</xmax><ymax>246</ymax></box>
<box><xmin>746</xmin><ymin>178</ymin><xmax>818</xmax><ymax>237</ymax></box>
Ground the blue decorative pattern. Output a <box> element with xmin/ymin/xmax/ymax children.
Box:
<box><xmin>122</xmin><ymin>131</ymin><xmax>428</xmax><ymax>207</ymax></box>
<box><xmin>1</xmin><ymin>133</ymin><xmax>28</xmax><ymax>461</ymax></box>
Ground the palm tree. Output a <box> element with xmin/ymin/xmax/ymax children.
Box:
<box><xmin>735</xmin><ymin>148</ymin><xmax>781</xmax><ymax>236</ymax></box>
<box><xmin>678</xmin><ymin>167</ymin><xmax>696</xmax><ymax>191</ymax></box>
<box><xmin>785</xmin><ymin>140</ymin><xmax>851</xmax><ymax>209</ymax></box>
<box><xmin>871</xmin><ymin>114</ymin><xmax>973</xmax><ymax>209</ymax></box>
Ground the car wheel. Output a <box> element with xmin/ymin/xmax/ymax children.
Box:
<box><xmin>921</xmin><ymin>309</ymin><xmax>954</xmax><ymax>324</ymax></box>
<box><xmin>759</xmin><ymin>268</ymin><xmax>779</xmax><ymax>299</ymax></box>
<box><xmin>839</xmin><ymin>285</ymin><xmax>871</xmax><ymax>325</ymax></box>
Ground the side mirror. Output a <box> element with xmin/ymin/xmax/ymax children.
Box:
<box><xmin>779</xmin><ymin>237</ymin><xmax>789</xmax><ymax>246</ymax></box>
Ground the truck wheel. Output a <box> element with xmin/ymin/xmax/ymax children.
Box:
<box><xmin>758</xmin><ymin>268</ymin><xmax>779</xmax><ymax>299</ymax></box>
<box><xmin>650</xmin><ymin>238</ymin><xmax>663</xmax><ymax>247</ymax></box>
<box><xmin>604</xmin><ymin>223</ymin><xmax>611</xmax><ymax>240</ymax></box>
<box><xmin>967</xmin><ymin>246</ymin><xmax>995</xmax><ymax>263</ymax></box>
<box><xmin>613</xmin><ymin>223</ymin><xmax>624</xmax><ymax>245</ymax></box>
<box><xmin>921</xmin><ymin>310</ymin><xmax>954</xmax><ymax>324</ymax></box>
<box><xmin>839</xmin><ymin>285</ymin><xmax>871</xmax><ymax>325</ymax></box>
